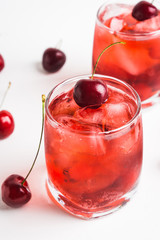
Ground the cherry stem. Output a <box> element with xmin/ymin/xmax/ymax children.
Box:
<box><xmin>0</xmin><ymin>82</ymin><xmax>11</xmax><ymax>109</ymax></box>
<box><xmin>55</xmin><ymin>39</ymin><xmax>63</xmax><ymax>49</ymax></box>
<box><xmin>91</xmin><ymin>41</ymin><xmax>126</xmax><ymax>79</ymax></box>
<box><xmin>21</xmin><ymin>94</ymin><xmax>46</xmax><ymax>185</ymax></box>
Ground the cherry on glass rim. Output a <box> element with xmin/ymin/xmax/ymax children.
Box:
<box><xmin>132</xmin><ymin>1</ymin><xmax>158</xmax><ymax>21</ymax></box>
<box><xmin>73</xmin><ymin>42</ymin><xmax>125</xmax><ymax>108</ymax></box>
<box><xmin>42</xmin><ymin>48</ymin><xmax>66</xmax><ymax>73</ymax></box>
<box><xmin>1</xmin><ymin>95</ymin><xmax>46</xmax><ymax>208</ymax></box>
<box><xmin>73</xmin><ymin>79</ymin><xmax>108</xmax><ymax>108</ymax></box>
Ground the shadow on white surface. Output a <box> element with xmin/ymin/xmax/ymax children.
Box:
<box><xmin>35</xmin><ymin>62</ymin><xmax>47</xmax><ymax>74</ymax></box>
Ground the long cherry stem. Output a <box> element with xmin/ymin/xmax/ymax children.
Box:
<box><xmin>91</xmin><ymin>41</ymin><xmax>126</xmax><ymax>79</ymax></box>
<box><xmin>0</xmin><ymin>82</ymin><xmax>11</xmax><ymax>109</ymax></box>
<box><xmin>21</xmin><ymin>94</ymin><xmax>46</xmax><ymax>185</ymax></box>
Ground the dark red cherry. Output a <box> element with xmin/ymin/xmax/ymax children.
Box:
<box><xmin>73</xmin><ymin>79</ymin><xmax>108</xmax><ymax>108</ymax></box>
<box><xmin>1</xmin><ymin>174</ymin><xmax>31</xmax><ymax>208</ymax></box>
<box><xmin>42</xmin><ymin>48</ymin><xmax>66</xmax><ymax>73</ymax></box>
<box><xmin>132</xmin><ymin>1</ymin><xmax>158</xmax><ymax>21</ymax></box>
<box><xmin>0</xmin><ymin>54</ymin><xmax>5</xmax><ymax>71</ymax></box>
<box><xmin>0</xmin><ymin>110</ymin><xmax>15</xmax><ymax>139</ymax></box>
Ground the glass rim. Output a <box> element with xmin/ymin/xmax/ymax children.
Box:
<box><xmin>96</xmin><ymin>1</ymin><xmax>160</xmax><ymax>38</ymax></box>
<box><xmin>45</xmin><ymin>74</ymin><xmax>141</xmax><ymax>135</ymax></box>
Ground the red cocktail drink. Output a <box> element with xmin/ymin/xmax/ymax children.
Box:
<box><xmin>44</xmin><ymin>74</ymin><xmax>143</xmax><ymax>219</ymax></box>
<box><xmin>92</xmin><ymin>1</ymin><xmax>160</xmax><ymax>106</ymax></box>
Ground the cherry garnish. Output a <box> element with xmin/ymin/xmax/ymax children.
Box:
<box><xmin>73</xmin><ymin>42</ymin><xmax>125</xmax><ymax>108</ymax></box>
<box><xmin>73</xmin><ymin>79</ymin><xmax>108</xmax><ymax>108</ymax></box>
<box><xmin>132</xmin><ymin>1</ymin><xmax>158</xmax><ymax>21</ymax></box>
<box><xmin>1</xmin><ymin>175</ymin><xmax>31</xmax><ymax>208</ymax></box>
<box><xmin>0</xmin><ymin>54</ymin><xmax>5</xmax><ymax>72</ymax></box>
<box><xmin>0</xmin><ymin>110</ymin><xmax>14</xmax><ymax>139</ymax></box>
<box><xmin>42</xmin><ymin>48</ymin><xmax>66</xmax><ymax>73</ymax></box>
<box><xmin>1</xmin><ymin>95</ymin><xmax>46</xmax><ymax>208</ymax></box>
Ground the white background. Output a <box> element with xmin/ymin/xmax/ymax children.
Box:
<box><xmin>0</xmin><ymin>0</ymin><xmax>160</xmax><ymax>239</ymax></box>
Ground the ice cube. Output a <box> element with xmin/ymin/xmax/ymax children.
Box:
<box><xmin>73</xmin><ymin>107</ymin><xmax>106</xmax><ymax>129</ymax></box>
<box><xmin>109</xmin><ymin>12</ymin><xmax>138</xmax><ymax>32</ymax></box>
<box><xmin>123</xmin><ymin>13</ymin><xmax>138</xmax><ymax>29</ymax></box>
<box><xmin>131</xmin><ymin>14</ymin><xmax>160</xmax><ymax>33</ymax></box>
<box><xmin>109</xmin><ymin>17</ymin><xmax>125</xmax><ymax>32</ymax></box>
<box><xmin>106</xmin><ymin>41</ymin><xmax>151</xmax><ymax>76</ymax></box>
<box><xmin>74</xmin><ymin>98</ymin><xmax>135</xmax><ymax>131</ymax></box>
<box><xmin>54</xmin><ymin>114</ymin><xmax>107</xmax><ymax>154</ymax></box>
<box><xmin>55</xmin><ymin>115</ymin><xmax>102</xmax><ymax>132</ymax></box>
<box><xmin>103</xmin><ymin>101</ymin><xmax>135</xmax><ymax>129</ymax></box>
<box><xmin>49</xmin><ymin>89</ymin><xmax>79</xmax><ymax>117</ymax></box>
<box><xmin>110</xmin><ymin>14</ymin><xmax>160</xmax><ymax>75</ymax></box>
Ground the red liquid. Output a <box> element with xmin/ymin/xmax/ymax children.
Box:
<box><xmin>44</xmin><ymin>77</ymin><xmax>143</xmax><ymax>217</ymax></box>
<box><xmin>92</xmin><ymin>3</ymin><xmax>160</xmax><ymax>102</ymax></box>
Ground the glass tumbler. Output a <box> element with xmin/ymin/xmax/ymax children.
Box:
<box><xmin>44</xmin><ymin>74</ymin><xmax>143</xmax><ymax>219</ymax></box>
<box><xmin>92</xmin><ymin>0</ymin><xmax>160</xmax><ymax>107</ymax></box>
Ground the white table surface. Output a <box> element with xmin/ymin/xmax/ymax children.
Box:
<box><xmin>0</xmin><ymin>0</ymin><xmax>160</xmax><ymax>239</ymax></box>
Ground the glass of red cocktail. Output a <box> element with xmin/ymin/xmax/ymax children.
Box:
<box><xmin>92</xmin><ymin>0</ymin><xmax>160</xmax><ymax>107</ymax></box>
<box><xmin>44</xmin><ymin>74</ymin><xmax>143</xmax><ymax>219</ymax></box>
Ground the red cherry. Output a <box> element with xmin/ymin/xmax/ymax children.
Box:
<box><xmin>73</xmin><ymin>43</ymin><xmax>124</xmax><ymax>108</ymax></box>
<box><xmin>1</xmin><ymin>174</ymin><xmax>31</xmax><ymax>208</ymax></box>
<box><xmin>0</xmin><ymin>54</ymin><xmax>5</xmax><ymax>71</ymax></box>
<box><xmin>132</xmin><ymin>1</ymin><xmax>158</xmax><ymax>21</ymax></box>
<box><xmin>42</xmin><ymin>48</ymin><xmax>66</xmax><ymax>73</ymax></box>
<box><xmin>0</xmin><ymin>110</ymin><xmax>15</xmax><ymax>139</ymax></box>
<box><xmin>73</xmin><ymin>79</ymin><xmax>108</xmax><ymax>108</ymax></box>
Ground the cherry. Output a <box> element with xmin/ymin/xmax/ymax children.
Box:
<box><xmin>73</xmin><ymin>79</ymin><xmax>108</xmax><ymax>108</ymax></box>
<box><xmin>0</xmin><ymin>82</ymin><xmax>14</xmax><ymax>139</ymax></box>
<box><xmin>132</xmin><ymin>1</ymin><xmax>158</xmax><ymax>21</ymax></box>
<box><xmin>0</xmin><ymin>54</ymin><xmax>5</xmax><ymax>72</ymax></box>
<box><xmin>0</xmin><ymin>110</ymin><xmax>14</xmax><ymax>139</ymax></box>
<box><xmin>73</xmin><ymin>42</ymin><xmax>125</xmax><ymax>108</ymax></box>
<box><xmin>42</xmin><ymin>48</ymin><xmax>66</xmax><ymax>73</ymax></box>
<box><xmin>1</xmin><ymin>175</ymin><xmax>31</xmax><ymax>208</ymax></box>
<box><xmin>1</xmin><ymin>95</ymin><xmax>46</xmax><ymax>208</ymax></box>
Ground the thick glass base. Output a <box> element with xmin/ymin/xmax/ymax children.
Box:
<box><xmin>142</xmin><ymin>91</ymin><xmax>160</xmax><ymax>108</ymax></box>
<box><xmin>46</xmin><ymin>178</ymin><xmax>138</xmax><ymax>220</ymax></box>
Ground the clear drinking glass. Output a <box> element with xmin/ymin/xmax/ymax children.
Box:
<box><xmin>92</xmin><ymin>0</ymin><xmax>160</xmax><ymax>107</ymax></box>
<box><xmin>44</xmin><ymin>74</ymin><xmax>143</xmax><ymax>219</ymax></box>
